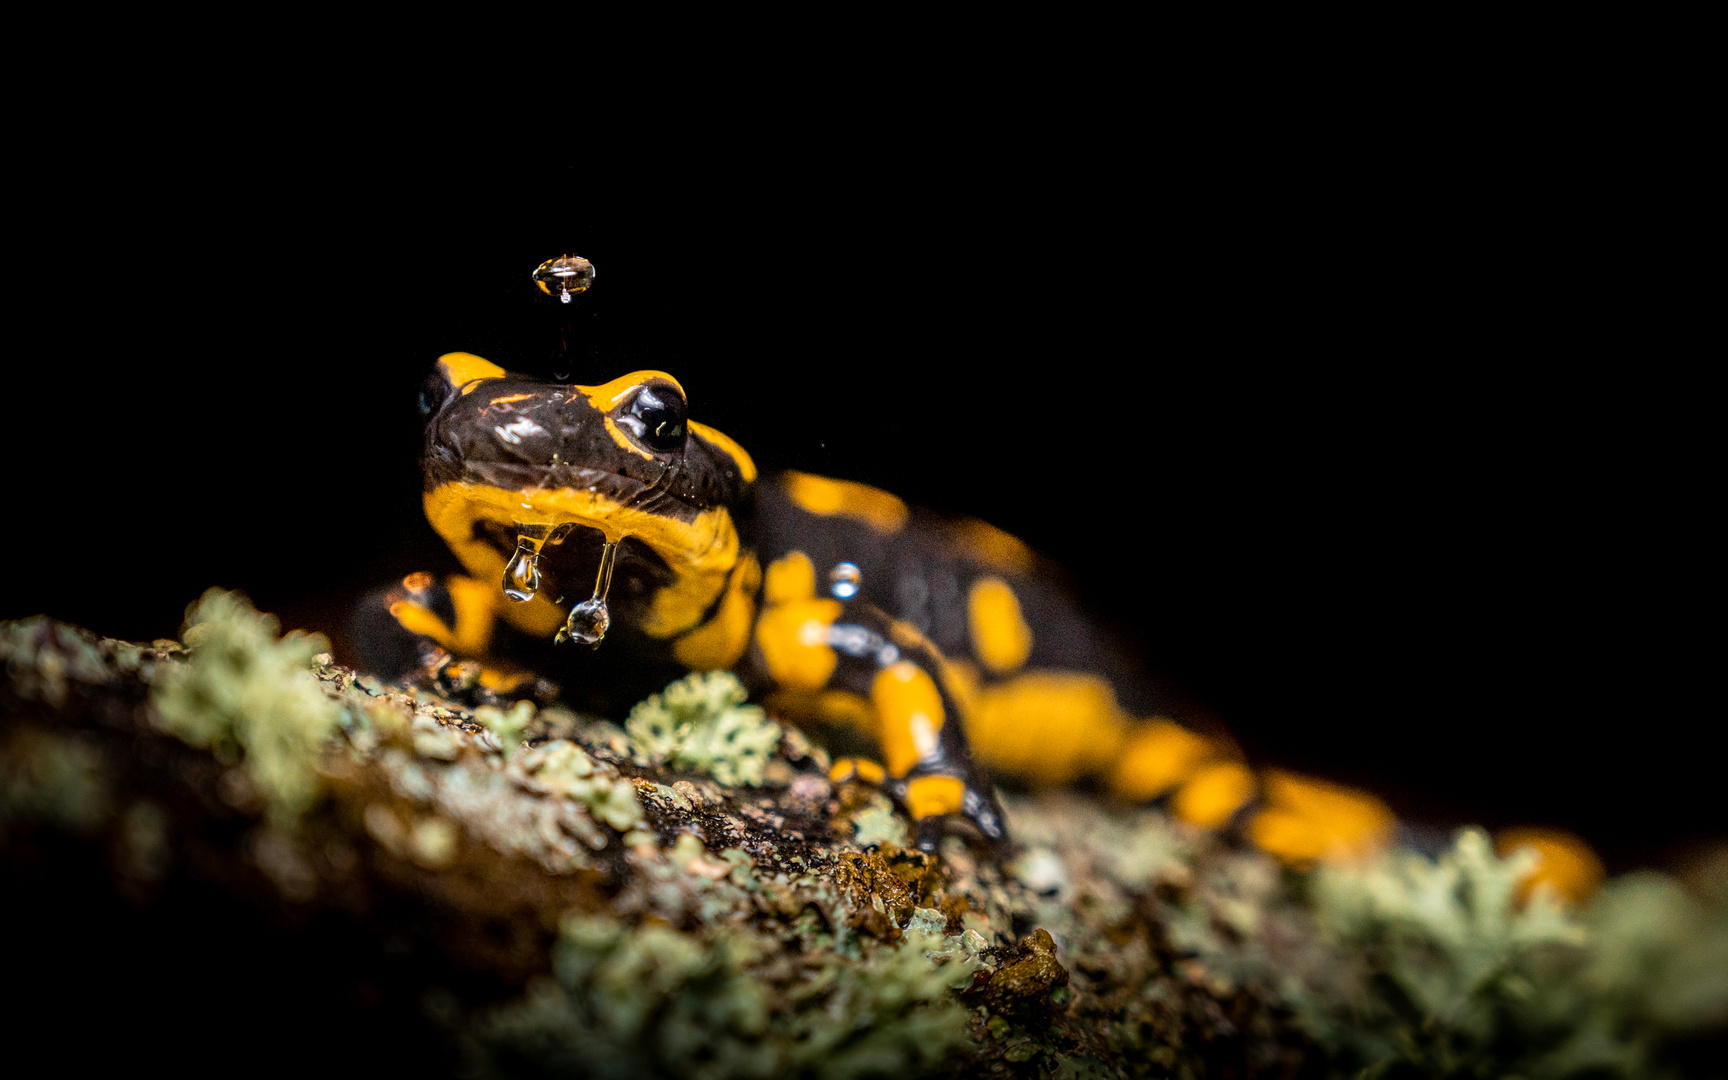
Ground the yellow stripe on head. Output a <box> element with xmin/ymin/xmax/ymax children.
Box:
<box><xmin>578</xmin><ymin>371</ymin><xmax>689</xmax><ymax>462</ymax></box>
<box><xmin>689</xmin><ymin>421</ymin><xmax>758</xmax><ymax>483</ymax></box>
<box><xmin>438</xmin><ymin>352</ymin><xmax>506</xmax><ymax>392</ymax></box>
<box><xmin>422</xmin><ymin>479</ymin><xmax>741</xmax><ymax>640</ymax></box>
<box><xmin>579</xmin><ymin>370</ymin><xmax>687</xmax><ymax>410</ymax></box>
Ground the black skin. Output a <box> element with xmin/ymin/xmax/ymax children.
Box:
<box><xmin>362</xmin><ymin>359</ymin><xmax>1204</xmax><ymax>851</ymax></box>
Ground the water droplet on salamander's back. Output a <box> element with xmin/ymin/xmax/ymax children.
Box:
<box><xmin>556</xmin><ymin>540</ymin><xmax>619</xmax><ymax>646</ymax></box>
<box><xmin>830</xmin><ymin>561</ymin><xmax>862</xmax><ymax>599</ymax></box>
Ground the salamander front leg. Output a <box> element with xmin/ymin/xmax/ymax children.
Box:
<box><xmin>351</xmin><ymin>573</ymin><xmax>556</xmax><ymax>707</ymax></box>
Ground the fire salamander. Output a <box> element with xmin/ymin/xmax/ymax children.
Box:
<box><xmin>358</xmin><ymin>348</ymin><xmax>1400</xmax><ymax>864</ymax></box>
<box><xmin>356</xmin><ymin>279</ymin><xmax>1602</xmax><ymax>896</ymax></box>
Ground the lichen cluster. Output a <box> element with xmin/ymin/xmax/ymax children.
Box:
<box><xmin>480</xmin><ymin>909</ymin><xmax>982</xmax><ymax>1079</ymax></box>
<box><xmin>3</xmin><ymin>597</ymin><xmax>1725</xmax><ymax>1078</ymax></box>
<box><xmin>151</xmin><ymin>589</ymin><xmax>340</xmax><ymax>826</ymax></box>
<box><xmin>625</xmin><ymin>671</ymin><xmax>783</xmax><ymax>787</ymax></box>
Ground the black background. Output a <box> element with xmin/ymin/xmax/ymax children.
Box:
<box><xmin>6</xmin><ymin>134</ymin><xmax>1713</xmax><ymax>874</ymax></box>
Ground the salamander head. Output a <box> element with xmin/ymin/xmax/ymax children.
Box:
<box><xmin>417</xmin><ymin>353</ymin><xmax>758</xmax><ymax>640</ymax></box>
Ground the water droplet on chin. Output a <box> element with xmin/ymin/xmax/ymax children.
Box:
<box><xmin>561</xmin><ymin>598</ymin><xmax>610</xmax><ymax>645</ymax></box>
<box><xmin>556</xmin><ymin>540</ymin><xmax>620</xmax><ymax>646</ymax></box>
<box><xmin>502</xmin><ymin>537</ymin><xmax>541</xmax><ymax>602</ymax></box>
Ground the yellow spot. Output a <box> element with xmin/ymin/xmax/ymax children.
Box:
<box><xmin>1173</xmin><ymin>762</ymin><xmax>1256</xmax><ymax>829</ymax></box>
<box><xmin>1108</xmin><ymin>720</ymin><xmax>1218</xmax><ymax>801</ymax></box>
<box><xmin>388</xmin><ymin>599</ymin><xmax>456</xmax><ymax>650</ymax></box>
<box><xmin>968</xmin><ymin>576</ymin><xmax>1033</xmax><ymax>674</ymax></box>
<box><xmin>1249</xmin><ymin>770</ymin><xmax>1394</xmax><ymax>866</ymax></box>
<box><xmin>1496</xmin><ymin>827</ymin><xmax>1605</xmax><ymax>905</ymax></box>
<box><xmin>672</xmin><ymin>554</ymin><xmax>760</xmax><ymax>670</ymax></box>
<box><xmin>888</xmin><ymin>619</ymin><xmax>933</xmax><ymax>651</ymax></box>
<box><xmin>829</xmin><ymin>757</ymin><xmax>886</xmax><ymax>785</ymax></box>
<box><xmin>939</xmin><ymin>659</ymin><xmax>980</xmax><ymax>717</ymax></box>
<box><xmin>782</xmin><ymin>472</ymin><xmax>909</xmax><ymax>533</ymax></box>
<box><xmin>871</xmin><ymin>661</ymin><xmax>945</xmax><ymax>777</ymax></box>
<box><xmin>754</xmin><ymin>598</ymin><xmax>842</xmax><ymax>690</ymax></box>
<box><xmin>437</xmin><ymin>352</ymin><xmax>506</xmax><ymax>391</ymax></box>
<box><xmin>764</xmin><ymin>551</ymin><xmax>817</xmax><ymax>605</ymax></box>
<box><xmin>764</xmin><ymin>688</ymin><xmax>876</xmax><ymax>734</ymax></box>
<box><xmin>423</xmin><ymin>480</ymin><xmax>740</xmax><ymax>640</ymax></box>
<box><xmin>446</xmin><ymin>575</ymin><xmax>499</xmax><ymax>656</ymax></box>
<box><xmin>967</xmin><ymin>672</ymin><xmax>1127</xmax><ymax>787</ymax></box>
<box><xmin>905</xmin><ymin>776</ymin><xmax>966</xmax><ymax>819</ymax></box>
<box><xmin>688</xmin><ymin>420</ymin><xmax>758</xmax><ymax>483</ymax></box>
<box><xmin>488</xmin><ymin>393</ymin><xmax>535</xmax><ymax>406</ymax></box>
<box><xmin>476</xmin><ymin>665</ymin><xmax>533</xmax><ymax>692</ymax></box>
<box><xmin>953</xmin><ymin>518</ymin><xmax>1034</xmax><ymax>574</ymax></box>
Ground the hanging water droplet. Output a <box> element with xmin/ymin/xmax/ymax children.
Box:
<box><xmin>560</xmin><ymin>598</ymin><xmax>610</xmax><ymax>644</ymax></box>
<box><xmin>555</xmin><ymin>540</ymin><xmax>620</xmax><ymax>647</ymax></box>
<box><xmin>501</xmin><ymin>523</ymin><xmax>574</xmax><ymax>603</ymax></box>
<box><xmin>502</xmin><ymin>536</ymin><xmax>541</xmax><ymax>602</ymax></box>
<box><xmin>830</xmin><ymin>561</ymin><xmax>862</xmax><ymax>600</ymax></box>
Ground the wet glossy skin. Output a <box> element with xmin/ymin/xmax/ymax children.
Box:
<box><xmin>369</xmin><ymin>352</ymin><xmax>1408</xmax><ymax>863</ymax></box>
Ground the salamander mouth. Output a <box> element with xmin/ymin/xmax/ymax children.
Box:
<box><xmin>439</xmin><ymin>456</ymin><xmax>708</xmax><ymax>529</ymax></box>
<box><xmin>473</xmin><ymin>515</ymin><xmax>670</xmax><ymax>605</ymax></box>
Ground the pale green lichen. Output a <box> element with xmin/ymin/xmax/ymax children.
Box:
<box><xmin>0</xmin><ymin>617</ymin><xmax>120</xmax><ymax>708</ymax></box>
<box><xmin>150</xmin><ymin>590</ymin><xmax>339</xmax><ymax>828</ymax></box>
<box><xmin>478</xmin><ymin>911</ymin><xmax>980</xmax><ymax>1080</ymax></box>
<box><xmin>0</xmin><ymin>728</ymin><xmax>110</xmax><ymax>836</ymax></box>
<box><xmin>475</xmin><ymin>700</ymin><xmax>536</xmax><ymax>756</ymax></box>
<box><xmin>847</xmin><ymin>793</ymin><xmax>910</xmax><ymax>850</ymax></box>
<box><xmin>1204</xmin><ymin>828</ymin><xmax>1728</xmax><ymax>1080</ymax></box>
<box><xmin>1291</xmin><ymin>829</ymin><xmax>1583</xmax><ymax>1073</ymax></box>
<box><xmin>513</xmin><ymin>739</ymin><xmax>645</xmax><ymax>833</ymax></box>
<box><xmin>626</xmin><ymin>672</ymin><xmax>781</xmax><ymax>787</ymax></box>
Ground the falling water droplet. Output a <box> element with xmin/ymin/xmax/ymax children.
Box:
<box><xmin>532</xmin><ymin>254</ymin><xmax>595</xmax><ymax>300</ymax></box>
<box><xmin>556</xmin><ymin>541</ymin><xmax>619</xmax><ymax>646</ymax></box>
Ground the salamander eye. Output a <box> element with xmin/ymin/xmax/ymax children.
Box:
<box><xmin>615</xmin><ymin>384</ymin><xmax>688</xmax><ymax>453</ymax></box>
<box><xmin>418</xmin><ymin>371</ymin><xmax>453</xmax><ymax>417</ymax></box>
